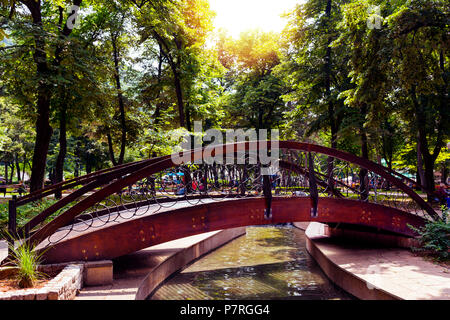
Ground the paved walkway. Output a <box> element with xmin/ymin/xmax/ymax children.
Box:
<box><xmin>75</xmin><ymin>229</ymin><xmax>245</xmax><ymax>300</ymax></box>
<box><xmin>306</xmin><ymin>223</ymin><xmax>450</xmax><ymax>300</ymax></box>
<box><xmin>4</xmin><ymin>221</ymin><xmax>449</xmax><ymax>300</ymax></box>
<box><xmin>2</xmin><ymin>231</ymin><xmax>246</xmax><ymax>300</ymax></box>
<box><xmin>0</xmin><ymin>241</ymin><xmax>7</xmax><ymax>263</ymax></box>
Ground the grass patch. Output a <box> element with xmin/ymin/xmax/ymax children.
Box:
<box><xmin>1</xmin><ymin>232</ymin><xmax>48</xmax><ymax>289</ymax></box>
<box><xmin>0</xmin><ymin>198</ymin><xmax>59</xmax><ymax>237</ymax></box>
<box><xmin>8</xmin><ymin>241</ymin><xmax>47</xmax><ymax>288</ymax></box>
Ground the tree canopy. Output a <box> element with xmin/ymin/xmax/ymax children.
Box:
<box><xmin>0</xmin><ymin>0</ymin><xmax>448</xmax><ymax>196</ymax></box>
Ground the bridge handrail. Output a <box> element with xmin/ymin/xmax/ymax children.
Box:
<box><xmin>15</xmin><ymin>159</ymin><xmax>152</xmax><ymax>206</ymax></box>
<box><xmin>382</xmin><ymin>166</ymin><xmax>433</xmax><ymax>196</ymax></box>
<box><xmin>25</xmin><ymin>141</ymin><xmax>440</xmax><ymax>247</ymax></box>
<box><xmin>17</xmin><ymin>155</ymin><xmax>171</xmax><ymax>236</ymax></box>
<box><xmin>278</xmin><ymin>160</ymin><xmax>347</xmax><ymax>198</ymax></box>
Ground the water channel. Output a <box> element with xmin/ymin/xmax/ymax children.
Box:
<box><xmin>149</xmin><ymin>225</ymin><xmax>353</xmax><ymax>300</ymax></box>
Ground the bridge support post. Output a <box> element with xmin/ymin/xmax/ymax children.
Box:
<box><xmin>308</xmin><ymin>153</ymin><xmax>319</xmax><ymax>218</ymax></box>
<box><xmin>263</xmin><ymin>173</ymin><xmax>272</xmax><ymax>220</ymax></box>
<box><xmin>7</xmin><ymin>195</ymin><xmax>17</xmax><ymax>254</ymax></box>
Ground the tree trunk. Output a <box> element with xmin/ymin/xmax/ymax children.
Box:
<box><xmin>359</xmin><ymin>104</ymin><xmax>369</xmax><ymax>201</ymax></box>
<box><xmin>30</xmin><ymin>91</ymin><xmax>53</xmax><ymax>192</ymax></box>
<box><xmin>183</xmin><ymin>166</ymin><xmax>192</xmax><ymax>194</ymax></box>
<box><xmin>153</xmin><ymin>103</ymin><xmax>162</xmax><ymax>125</ymax></box>
<box><xmin>416</xmin><ymin>171</ymin><xmax>421</xmax><ymax>190</ymax></box>
<box><xmin>324</xmin><ymin>0</ymin><xmax>337</xmax><ymax>194</ymax></box>
<box><xmin>4</xmin><ymin>162</ymin><xmax>8</xmax><ymax>184</ymax></box>
<box><xmin>55</xmin><ymin>105</ymin><xmax>67</xmax><ymax>199</ymax></box>
<box><xmin>152</xmin><ymin>32</ymin><xmax>185</xmax><ymax>128</ymax></box>
<box><xmin>107</xmin><ymin>132</ymin><xmax>117</xmax><ymax>166</ymax></box>
<box><xmin>212</xmin><ymin>164</ymin><xmax>219</xmax><ymax>188</ymax></box>
<box><xmin>173</xmin><ymin>70</ymin><xmax>186</xmax><ymax>128</ymax></box>
<box><xmin>29</xmin><ymin>14</ymin><xmax>53</xmax><ymax>192</ymax></box>
<box><xmin>15</xmin><ymin>154</ymin><xmax>21</xmax><ymax>182</ymax></box>
<box><xmin>74</xmin><ymin>161</ymin><xmax>79</xmax><ymax>178</ymax></box>
<box><xmin>258</xmin><ymin>107</ymin><xmax>264</xmax><ymax>132</ymax></box>
<box><xmin>85</xmin><ymin>161</ymin><xmax>92</xmax><ymax>174</ymax></box>
<box><xmin>112</xmin><ymin>36</ymin><xmax>126</xmax><ymax>165</ymax></box>
<box><xmin>25</xmin><ymin>0</ymin><xmax>82</xmax><ymax>192</ymax></box>
<box><xmin>423</xmin><ymin>156</ymin><xmax>436</xmax><ymax>203</ymax></box>
<box><xmin>417</xmin><ymin>140</ymin><xmax>426</xmax><ymax>188</ymax></box>
<box><xmin>9</xmin><ymin>163</ymin><xmax>14</xmax><ymax>184</ymax></box>
<box><xmin>412</xmin><ymin>86</ymin><xmax>441</xmax><ymax>202</ymax></box>
<box><xmin>152</xmin><ymin>46</ymin><xmax>164</xmax><ymax>127</ymax></box>
<box><xmin>185</xmin><ymin>102</ymin><xmax>192</xmax><ymax>132</ymax></box>
<box><xmin>85</xmin><ymin>152</ymin><xmax>92</xmax><ymax>174</ymax></box>
<box><xmin>22</xmin><ymin>154</ymin><xmax>27</xmax><ymax>182</ymax></box>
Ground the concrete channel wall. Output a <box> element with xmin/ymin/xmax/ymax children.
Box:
<box><xmin>136</xmin><ymin>227</ymin><xmax>247</xmax><ymax>300</ymax></box>
<box><xmin>75</xmin><ymin>227</ymin><xmax>247</xmax><ymax>300</ymax></box>
<box><xmin>299</xmin><ymin>222</ymin><xmax>450</xmax><ymax>300</ymax></box>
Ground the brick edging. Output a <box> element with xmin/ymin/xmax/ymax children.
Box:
<box><xmin>0</xmin><ymin>264</ymin><xmax>83</xmax><ymax>300</ymax></box>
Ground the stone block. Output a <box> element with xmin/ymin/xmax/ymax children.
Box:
<box><xmin>23</xmin><ymin>290</ymin><xmax>36</xmax><ymax>300</ymax></box>
<box><xmin>47</xmin><ymin>290</ymin><xmax>59</xmax><ymax>300</ymax></box>
<box><xmin>9</xmin><ymin>293</ymin><xmax>24</xmax><ymax>300</ymax></box>
<box><xmin>83</xmin><ymin>260</ymin><xmax>113</xmax><ymax>287</ymax></box>
<box><xmin>0</xmin><ymin>292</ymin><xmax>11</xmax><ymax>300</ymax></box>
<box><xmin>35</xmin><ymin>289</ymin><xmax>48</xmax><ymax>300</ymax></box>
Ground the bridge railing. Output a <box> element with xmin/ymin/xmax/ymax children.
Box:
<box><xmin>8</xmin><ymin>141</ymin><xmax>440</xmax><ymax>251</ymax></box>
<box><xmin>7</xmin><ymin>157</ymin><xmax>170</xmax><ymax>240</ymax></box>
<box><xmin>279</xmin><ymin>150</ymin><xmax>432</xmax><ymax>217</ymax></box>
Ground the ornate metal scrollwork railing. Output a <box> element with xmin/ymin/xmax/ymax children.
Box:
<box><xmin>7</xmin><ymin>141</ymin><xmax>440</xmax><ymax>252</ymax></box>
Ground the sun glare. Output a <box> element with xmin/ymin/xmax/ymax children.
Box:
<box><xmin>209</xmin><ymin>0</ymin><xmax>302</xmax><ymax>38</ymax></box>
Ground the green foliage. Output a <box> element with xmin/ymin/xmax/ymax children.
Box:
<box><xmin>0</xmin><ymin>199</ymin><xmax>59</xmax><ymax>235</ymax></box>
<box><xmin>409</xmin><ymin>208</ymin><xmax>450</xmax><ymax>261</ymax></box>
<box><xmin>0</xmin><ymin>0</ymin><xmax>448</xmax><ymax>201</ymax></box>
<box><xmin>6</xmin><ymin>238</ymin><xmax>46</xmax><ymax>288</ymax></box>
<box><xmin>276</xmin><ymin>0</ymin><xmax>354</xmax><ymax>145</ymax></box>
<box><xmin>331</xmin><ymin>0</ymin><xmax>449</xmax><ymax>178</ymax></box>
<box><xmin>216</xmin><ymin>30</ymin><xmax>288</xmax><ymax>131</ymax></box>
<box><xmin>0</xmin><ymin>98</ymin><xmax>35</xmax><ymax>179</ymax></box>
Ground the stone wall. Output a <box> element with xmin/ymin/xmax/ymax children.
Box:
<box><xmin>0</xmin><ymin>264</ymin><xmax>83</xmax><ymax>300</ymax></box>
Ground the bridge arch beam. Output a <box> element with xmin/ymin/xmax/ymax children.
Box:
<box><xmin>40</xmin><ymin>197</ymin><xmax>425</xmax><ymax>264</ymax></box>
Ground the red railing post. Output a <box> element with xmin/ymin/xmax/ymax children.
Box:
<box><xmin>263</xmin><ymin>172</ymin><xmax>272</xmax><ymax>220</ymax></box>
<box><xmin>308</xmin><ymin>152</ymin><xmax>318</xmax><ymax>218</ymax></box>
<box><xmin>7</xmin><ymin>195</ymin><xmax>17</xmax><ymax>254</ymax></box>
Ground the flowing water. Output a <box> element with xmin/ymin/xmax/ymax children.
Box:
<box><xmin>149</xmin><ymin>225</ymin><xmax>353</xmax><ymax>300</ymax></box>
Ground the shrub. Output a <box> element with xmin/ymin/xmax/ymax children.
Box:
<box><xmin>409</xmin><ymin>207</ymin><xmax>450</xmax><ymax>261</ymax></box>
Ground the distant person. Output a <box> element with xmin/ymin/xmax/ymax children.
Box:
<box><xmin>435</xmin><ymin>183</ymin><xmax>448</xmax><ymax>206</ymax></box>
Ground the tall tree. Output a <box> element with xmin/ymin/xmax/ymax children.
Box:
<box><xmin>338</xmin><ymin>0</ymin><xmax>449</xmax><ymax>198</ymax></box>
<box><xmin>277</xmin><ymin>0</ymin><xmax>352</xmax><ymax>145</ymax></box>
<box><xmin>218</xmin><ymin>30</ymin><xmax>287</xmax><ymax>132</ymax></box>
<box><xmin>1</xmin><ymin>0</ymin><xmax>83</xmax><ymax>191</ymax></box>
<box><xmin>133</xmin><ymin>0</ymin><xmax>215</xmax><ymax>129</ymax></box>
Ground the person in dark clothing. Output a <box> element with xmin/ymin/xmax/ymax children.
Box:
<box><xmin>435</xmin><ymin>183</ymin><xmax>448</xmax><ymax>206</ymax></box>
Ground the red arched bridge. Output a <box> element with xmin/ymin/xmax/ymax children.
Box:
<box><xmin>4</xmin><ymin>141</ymin><xmax>441</xmax><ymax>264</ymax></box>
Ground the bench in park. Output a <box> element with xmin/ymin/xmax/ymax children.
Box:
<box><xmin>0</xmin><ymin>184</ymin><xmax>28</xmax><ymax>197</ymax></box>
